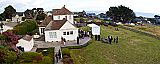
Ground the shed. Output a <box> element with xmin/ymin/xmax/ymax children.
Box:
<box><xmin>87</xmin><ymin>24</ymin><xmax>100</xmax><ymax>35</ymax></box>
<box><xmin>16</xmin><ymin>35</ymin><xmax>34</xmax><ymax>52</ymax></box>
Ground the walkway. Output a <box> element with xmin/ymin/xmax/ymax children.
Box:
<box><xmin>34</xmin><ymin>37</ymin><xmax>91</xmax><ymax>48</ymax></box>
<box><xmin>54</xmin><ymin>46</ymin><xmax>63</xmax><ymax>64</ymax></box>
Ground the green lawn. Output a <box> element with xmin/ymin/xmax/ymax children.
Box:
<box><xmin>126</xmin><ymin>24</ymin><xmax>160</xmax><ymax>36</ymax></box>
<box><xmin>70</xmin><ymin>25</ymin><xmax>160</xmax><ymax>64</ymax></box>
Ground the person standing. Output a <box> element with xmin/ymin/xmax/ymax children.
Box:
<box><xmin>98</xmin><ymin>35</ymin><xmax>100</xmax><ymax>41</ymax></box>
<box><xmin>55</xmin><ymin>53</ymin><xmax>58</xmax><ymax>63</ymax></box>
<box><xmin>77</xmin><ymin>37</ymin><xmax>79</xmax><ymax>44</ymax></box>
<box><xmin>114</xmin><ymin>38</ymin><xmax>116</xmax><ymax>43</ymax></box>
<box><xmin>108</xmin><ymin>36</ymin><xmax>111</xmax><ymax>44</ymax></box>
<box><xmin>110</xmin><ymin>36</ymin><xmax>113</xmax><ymax>43</ymax></box>
<box><xmin>95</xmin><ymin>35</ymin><xmax>97</xmax><ymax>41</ymax></box>
<box><xmin>64</xmin><ymin>38</ymin><xmax>66</xmax><ymax>45</ymax></box>
<box><xmin>91</xmin><ymin>33</ymin><xmax>93</xmax><ymax>38</ymax></box>
<box><xmin>58</xmin><ymin>49</ymin><xmax>61</xmax><ymax>59</ymax></box>
<box><xmin>116</xmin><ymin>36</ymin><xmax>118</xmax><ymax>43</ymax></box>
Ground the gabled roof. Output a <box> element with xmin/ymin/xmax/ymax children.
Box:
<box><xmin>39</xmin><ymin>15</ymin><xmax>52</xmax><ymax>27</ymax></box>
<box><xmin>52</xmin><ymin>6</ymin><xmax>73</xmax><ymax>15</ymax></box>
<box><xmin>45</xmin><ymin>18</ymin><xmax>67</xmax><ymax>30</ymax></box>
<box><xmin>16</xmin><ymin>12</ymin><xmax>24</xmax><ymax>16</ymax></box>
<box><xmin>22</xmin><ymin>35</ymin><xmax>32</xmax><ymax>41</ymax></box>
<box><xmin>5</xmin><ymin>22</ymin><xmax>18</xmax><ymax>27</ymax></box>
<box><xmin>51</xmin><ymin>19</ymin><xmax>67</xmax><ymax>30</ymax></box>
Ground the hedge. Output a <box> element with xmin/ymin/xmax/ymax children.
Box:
<box><xmin>17</xmin><ymin>52</ymin><xmax>53</xmax><ymax>64</ymax></box>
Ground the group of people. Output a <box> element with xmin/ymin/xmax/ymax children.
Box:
<box><xmin>108</xmin><ymin>36</ymin><xmax>118</xmax><ymax>44</ymax></box>
<box><xmin>95</xmin><ymin>35</ymin><xmax>101</xmax><ymax>41</ymax></box>
<box><xmin>61</xmin><ymin>37</ymin><xmax>66</xmax><ymax>45</ymax></box>
<box><xmin>79</xmin><ymin>29</ymin><xmax>90</xmax><ymax>38</ymax></box>
<box><xmin>55</xmin><ymin>49</ymin><xmax>62</xmax><ymax>63</ymax></box>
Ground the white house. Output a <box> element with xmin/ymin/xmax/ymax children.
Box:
<box><xmin>16</xmin><ymin>35</ymin><xmax>34</xmax><ymax>52</ymax></box>
<box><xmin>39</xmin><ymin>6</ymin><xmax>78</xmax><ymax>42</ymax></box>
<box><xmin>2</xmin><ymin>22</ymin><xmax>18</xmax><ymax>32</ymax></box>
<box><xmin>12</xmin><ymin>12</ymin><xmax>25</xmax><ymax>23</ymax></box>
<box><xmin>52</xmin><ymin>5</ymin><xmax>74</xmax><ymax>24</ymax></box>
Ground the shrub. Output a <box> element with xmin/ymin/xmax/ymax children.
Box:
<box><xmin>0</xmin><ymin>47</ymin><xmax>17</xmax><ymax>64</ymax></box>
<box><xmin>0</xmin><ymin>34</ymin><xmax>7</xmax><ymax>40</ymax></box>
<box><xmin>62</xmin><ymin>48</ymin><xmax>70</xmax><ymax>55</ymax></box>
<box><xmin>39</xmin><ymin>56</ymin><xmax>53</xmax><ymax>64</ymax></box>
<box><xmin>18</xmin><ymin>52</ymin><xmax>43</xmax><ymax>63</ymax></box>
<box><xmin>13</xmin><ymin>20</ymin><xmax>38</xmax><ymax>35</ymax></box>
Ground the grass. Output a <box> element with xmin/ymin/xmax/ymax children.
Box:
<box><xmin>74</xmin><ymin>17</ymin><xmax>88</xmax><ymax>22</ymax></box>
<box><xmin>70</xmin><ymin>25</ymin><xmax>160</xmax><ymax>64</ymax></box>
<box><xmin>125</xmin><ymin>24</ymin><xmax>160</xmax><ymax>36</ymax></box>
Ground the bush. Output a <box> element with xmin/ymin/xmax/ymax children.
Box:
<box><xmin>0</xmin><ymin>47</ymin><xmax>17</xmax><ymax>64</ymax></box>
<box><xmin>13</xmin><ymin>19</ymin><xmax>38</xmax><ymax>35</ymax></box>
<box><xmin>39</xmin><ymin>56</ymin><xmax>53</xmax><ymax>64</ymax></box>
<box><xmin>18</xmin><ymin>52</ymin><xmax>43</xmax><ymax>63</ymax></box>
<box><xmin>0</xmin><ymin>34</ymin><xmax>7</xmax><ymax>40</ymax></box>
<box><xmin>62</xmin><ymin>48</ymin><xmax>70</xmax><ymax>55</ymax></box>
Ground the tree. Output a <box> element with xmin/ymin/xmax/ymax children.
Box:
<box><xmin>78</xmin><ymin>10</ymin><xmax>86</xmax><ymax>17</ymax></box>
<box><xmin>24</xmin><ymin>8</ymin><xmax>45</xmax><ymax>20</ymax></box>
<box><xmin>3</xmin><ymin>5</ymin><xmax>16</xmax><ymax>19</ymax></box>
<box><xmin>106</xmin><ymin>5</ymin><xmax>135</xmax><ymax>23</ymax></box>
<box><xmin>154</xmin><ymin>15</ymin><xmax>160</xmax><ymax>19</ymax></box>
<box><xmin>13</xmin><ymin>19</ymin><xmax>38</xmax><ymax>35</ymax></box>
<box><xmin>36</xmin><ymin>12</ymin><xmax>46</xmax><ymax>20</ymax></box>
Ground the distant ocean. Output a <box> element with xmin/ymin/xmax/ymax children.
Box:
<box><xmin>85</xmin><ymin>11</ymin><xmax>156</xmax><ymax>18</ymax></box>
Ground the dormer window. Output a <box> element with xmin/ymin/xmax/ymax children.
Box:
<box><xmin>58</xmin><ymin>16</ymin><xmax>60</xmax><ymax>19</ymax></box>
<box><xmin>69</xmin><ymin>15</ymin><xmax>71</xmax><ymax>20</ymax></box>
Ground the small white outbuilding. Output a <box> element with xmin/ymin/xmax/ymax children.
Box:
<box><xmin>87</xmin><ymin>24</ymin><xmax>100</xmax><ymax>35</ymax></box>
<box><xmin>16</xmin><ymin>35</ymin><xmax>34</xmax><ymax>52</ymax></box>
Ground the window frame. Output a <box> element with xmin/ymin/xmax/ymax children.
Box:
<box><xmin>67</xmin><ymin>32</ymin><xmax>69</xmax><ymax>35</ymax></box>
<box><xmin>63</xmin><ymin>32</ymin><xmax>66</xmax><ymax>35</ymax></box>
<box><xmin>49</xmin><ymin>32</ymin><xmax>57</xmax><ymax>38</ymax></box>
<box><xmin>70</xmin><ymin>31</ymin><xmax>73</xmax><ymax>35</ymax></box>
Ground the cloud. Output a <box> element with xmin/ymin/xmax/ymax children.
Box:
<box><xmin>0</xmin><ymin>0</ymin><xmax>159</xmax><ymax>14</ymax></box>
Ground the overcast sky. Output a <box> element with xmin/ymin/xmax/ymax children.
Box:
<box><xmin>0</xmin><ymin>0</ymin><xmax>160</xmax><ymax>14</ymax></box>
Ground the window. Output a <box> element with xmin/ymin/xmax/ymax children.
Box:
<box><xmin>41</xmin><ymin>28</ymin><xmax>45</xmax><ymax>34</ymax></box>
<box><xmin>70</xmin><ymin>31</ymin><xmax>73</xmax><ymax>35</ymax></box>
<box><xmin>69</xmin><ymin>15</ymin><xmax>71</xmax><ymax>20</ymax></box>
<box><xmin>67</xmin><ymin>32</ymin><xmax>69</xmax><ymax>35</ymax></box>
<box><xmin>63</xmin><ymin>32</ymin><xmax>66</xmax><ymax>35</ymax></box>
<box><xmin>58</xmin><ymin>16</ymin><xmax>60</xmax><ymax>19</ymax></box>
<box><xmin>49</xmin><ymin>32</ymin><xmax>57</xmax><ymax>38</ymax></box>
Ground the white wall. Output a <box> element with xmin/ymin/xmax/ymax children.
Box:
<box><xmin>12</xmin><ymin>15</ymin><xmax>23</xmax><ymax>22</ymax></box>
<box><xmin>16</xmin><ymin>38</ymin><xmax>34</xmax><ymax>52</ymax></box>
<box><xmin>53</xmin><ymin>15</ymin><xmax>74</xmax><ymax>24</ymax></box>
<box><xmin>60</xmin><ymin>29</ymin><xmax>78</xmax><ymax>41</ymax></box>
<box><xmin>45</xmin><ymin>29</ymin><xmax>78</xmax><ymax>42</ymax></box>
<box><xmin>45</xmin><ymin>30</ymin><xmax>61</xmax><ymax>42</ymax></box>
<box><xmin>2</xmin><ymin>25</ymin><xmax>13</xmax><ymax>32</ymax></box>
<box><xmin>39</xmin><ymin>27</ymin><xmax>45</xmax><ymax>35</ymax></box>
<box><xmin>60</xmin><ymin>20</ymin><xmax>78</xmax><ymax>41</ymax></box>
